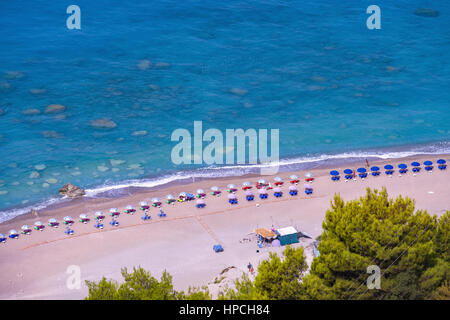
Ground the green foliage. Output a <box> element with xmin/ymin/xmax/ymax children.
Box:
<box><xmin>219</xmin><ymin>274</ymin><xmax>267</xmax><ymax>300</ymax></box>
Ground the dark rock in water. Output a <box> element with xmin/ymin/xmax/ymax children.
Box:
<box><xmin>59</xmin><ymin>183</ymin><xmax>85</xmax><ymax>198</ymax></box>
<box><xmin>414</xmin><ymin>8</ymin><xmax>439</xmax><ymax>17</ymax></box>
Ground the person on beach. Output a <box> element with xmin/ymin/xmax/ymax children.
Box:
<box><xmin>366</xmin><ymin>159</ymin><xmax>370</xmax><ymax>167</ymax></box>
<box><xmin>248</xmin><ymin>262</ymin><xmax>252</xmax><ymax>273</ymax></box>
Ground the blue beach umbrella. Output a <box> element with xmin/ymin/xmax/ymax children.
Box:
<box><xmin>357</xmin><ymin>168</ymin><xmax>366</xmax><ymax>173</ymax></box>
<box><xmin>384</xmin><ymin>165</ymin><xmax>393</xmax><ymax>170</ymax></box>
<box><xmin>437</xmin><ymin>159</ymin><xmax>446</xmax><ymax>164</ymax></box>
<box><xmin>344</xmin><ymin>169</ymin><xmax>353</xmax><ymax>174</ymax></box>
<box><xmin>411</xmin><ymin>162</ymin><xmax>420</xmax><ymax>167</ymax></box>
<box><xmin>370</xmin><ymin>166</ymin><xmax>380</xmax><ymax>171</ymax></box>
<box><xmin>330</xmin><ymin>170</ymin><xmax>339</xmax><ymax>176</ymax></box>
<box><xmin>424</xmin><ymin>160</ymin><xmax>433</xmax><ymax>166</ymax></box>
<box><xmin>398</xmin><ymin>164</ymin><xmax>407</xmax><ymax>169</ymax></box>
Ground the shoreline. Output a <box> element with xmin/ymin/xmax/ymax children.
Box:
<box><xmin>1</xmin><ymin>152</ymin><xmax>449</xmax><ymax>228</ymax></box>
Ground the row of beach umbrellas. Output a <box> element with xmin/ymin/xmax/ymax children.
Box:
<box><xmin>330</xmin><ymin>159</ymin><xmax>447</xmax><ymax>180</ymax></box>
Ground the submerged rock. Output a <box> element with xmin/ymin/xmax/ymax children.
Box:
<box><xmin>59</xmin><ymin>183</ymin><xmax>85</xmax><ymax>198</ymax></box>
<box><xmin>414</xmin><ymin>8</ymin><xmax>439</xmax><ymax>17</ymax></box>
<box><xmin>41</xmin><ymin>131</ymin><xmax>62</xmax><ymax>138</ymax></box>
<box><xmin>90</xmin><ymin>118</ymin><xmax>117</xmax><ymax>129</ymax></box>
<box><xmin>29</xmin><ymin>171</ymin><xmax>40</xmax><ymax>179</ymax></box>
<box><xmin>34</xmin><ymin>164</ymin><xmax>46</xmax><ymax>171</ymax></box>
<box><xmin>229</xmin><ymin>88</ymin><xmax>248</xmax><ymax>96</ymax></box>
<box><xmin>30</xmin><ymin>88</ymin><xmax>47</xmax><ymax>95</ymax></box>
<box><xmin>45</xmin><ymin>104</ymin><xmax>66</xmax><ymax>114</ymax></box>
<box><xmin>137</xmin><ymin>59</ymin><xmax>152</xmax><ymax>70</ymax></box>
<box><xmin>5</xmin><ymin>71</ymin><xmax>24</xmax><ymax>79</ymax></box>
<box><xmin>154</xmin><ymin>62</ymin><xmax>171</xmax><ymax>69</ymax></box>
<box><xmin>23</xmin><ymin>108</ymin><xmax>41</xmax><ymax>115</ymax></box>
<box><xmin>132</xmin><ymin>130</ymin><xmax>147</xmax><ymax>136</ymax></box>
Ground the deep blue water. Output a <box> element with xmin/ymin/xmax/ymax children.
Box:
<box><xmin>0</xmin><ymin>1</ymin><xmax>449</xmax><ymax>220</ymax></box>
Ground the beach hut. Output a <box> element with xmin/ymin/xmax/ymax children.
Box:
<box><xmin>371</xmin><ymin>166</ymin><xmax>380</xmax><ymax>176</ymax></box>
<box><xmin>289</xmin><ymin>185</ymin><xmax>298</xmax><ymax>196</ymax></box>
<box><xmin>79</xmin><ymin>214</ymin><xmax>90</xmax><ymax>224</ymax></box>
<box><xmin>273</xmin><ymin>187</ymin><xmax>283</xmax><ymax>198</ymax></box>
<box><xmin>151</xmin><ymin>197</ymin><xmax>162</xmax><ymax>207</ymax></box>
<box><xmin>258</xmin><ymin>188</ymin><xmax>268</xmax><ymax>199</ymax></box>
<box><xmin>228</xmin><ymin>193</ymin><xmax>238</xmax><ymax>205</ymax></box>
<box><xmin>196</xmin><ymin>199</ymin><xmax>206</xmax><ymax>208</ymax></box>
<box><xmin>9</xmin><ymin>229</ymin><xmax>19</xmax><ymax>239</ymax></box>
<box><xmin>275</xmin><ymin>226</ymin><xmax>299</xmax><ymax>246</ymax></box>
<box><xmin>398</xmin><ymin>163</ymin><xmax>408</xmax><ymax>174</ymax></box>
<box><xmin>274</xmin><ymin>177</ymin><xmax>284</xmax><ymax>186</ymax></box>
<box><xmin>304</xmin><ymin>183</ymin><xmax>313</xmax><ymax>195</ymax></box>
<box><xmin>63</xmin><ymin>216</ymin><xmax>74</xmax><ymax>225</ymax></box>
<box><xmin>424</xmin><ymin>160</ymin><xmax>433</xmax><ymax>172</ymax></box>
<box><xmin>357</xmin><ymin>168</ymin><xmax>367</xmax><ymax>179</ymax></box>
<box><xmin>94</xmin><ymin>211</ymin><xmax>105</xmax><ymax>221</ymax></box>
<box><xmin>330</xmin><ymin>170</ymin><xmax>340</xmax><ymax>181</ymax></box>
<box><xmin>0</xmin><ymin>233</ymin><xmax>6</xmax><ymax>243</ymax></box>
<box><xmin>245</xmin><ymin>190</ymin><xmax>254</xmax><ymax>201</ymax></box>
<box><xmin>109</xmin><ymin>208</ymin><xmax>120</xmax><ymax>216</ymax></box>
<box><xmin>384</xmin><ymin>164</ymin><xmax>394</xmax><ymax>175</ymax></box>
<box><xmin>305</xmin><ymin>172</ymin><xmax>314</xmax><ymax>182</ymax></box>
<box><xmin>210</xmin><ymin>186</ymin><xmax>221</xmax><ymax>196</ymax></box>
<box><xmin>48</xmin><ymin>218</ymin><xmax>59</xmax><ymax>228</ymax></box>
<box><xmin>254</xmin><ymin>228</ymin><xmax>277</xmax><ymax>244</ymax></box>
<box><xmin>437</xmin><ymin>159</ymin><xmax>447</xmax><ymax>170</ymax></box>
<box><xmin>140</xmin><ymin>201</ymin><xmax>150</xmax><ymax>210</ymax></box>
<box><xmin>411</xmin><ymin>161</ymin><xmax>421</xmax><ymax>173</ymax></box>
<box><xmin>21</xmin><ymin>225</ymin><xmax>32</xmax><ymax>235</ymax></box>
<box><xmin>196</xmin><ymin>189</ymin><xmax>206</xmax><ymax>198</ymax></box>
<box><xmin>124</xmin><ymin>205</ymin><xmax>136</xmax><ymax>214</ymax></box>
<box><xmin>34</xmin><ymin>221</ymin><xmax>45</xmax><ymax>231</ymax></box>
<box><xmin>242</xmin><ymin>182</ymin><xmax>252</xmax><ymax>190</ymax></box>
<box><xmin>343</xmin><ymin>169</ymin><xmax>353</xmax><ymax>180</ymax></box>
<box><xmin>65</xmin><ymin>227</ymin><xmax>74</xmax><ymax>235</ymax></box>
<box><xmin>166</xmin><ymin>194</ymin><xmax>176</xmax><ymax>204</ymax></box>
<box><xmin>227</xmin><ymin>184</ymin><xmax>237</xmax><ymax>193</ymax></box>
<box><xmin>289</xmin><ymin>175</ymin><xmax>300</xmax><ymax>184</ymax></box>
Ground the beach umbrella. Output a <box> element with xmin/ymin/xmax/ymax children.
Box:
<box><xmin>258</xmin><ymin>179</ymin><xmax>267</xmax><ymax>184</ymax></box>
<box><xmin>258</xmin><ymin>188</ymin><xmax>268</xmax><ymax>194</ymax></box>
<box><xmin>371</xmin><ymin>166</ymin><xmax>380</xmax><ymax>171</ymax></box>
<box><xmin>151</xmin><ymin>197</ymin><xmax>160</xmax><ymax>203</ymax></box>
<box><xmin>357</xmin><ymin>168</ymin><xmax>367</xmax><ymax>173</ymax></box>
<box><xmin>273</xmin><ymin>187</ymin><xmax>282</xmax><ymax>193</ymax></box>
<box><xmin>0</xmin><ymin>233</ymin><xmax>5</xmax><ymax>241</ymax></box>
<box><xmin>210</xmin><ymin>186</ymin><xmax>220</xmax><ymax>192</ymax></box>
<box><xmin>95</xmin><ymin>211</ymin><xmax>105</xmax><ymax>219</ymax></box>
<box><xmin>304</xmin><ymin>184</ymin><xmax>312</xmax><ymax>189</ymax></box>
<box><xmin>330</xmin><ymin>170</ymin><xmax>339</xmax><ymax>176</ymax></box>
<box><xmin>227</xmin><ymin>184</ymin><xmax>236</xmax><ymax>189</ymax></box>
<box><xmin>411</xmin><ymin>162</ymin><xmax>420</xmax><ymax>167</ymax></box>
<box><xmin>227</xmin><ymin>193</ymin><xmax>236</xmax><ymax>199</ymax></box>
<box><xmin>289</xmin><ymin>175</ymin><xmax>299</xmax><ymax>180</ymax></box>
<box><xmin>80</xmin><ymin>214</ymin><xmax>88</xmax><ymax>220</ymax></box>
<box><xmin>305</xmin><ymin>172</ymin><xmax>313</xmax><ymax>178</ymax></box>
<box><xmin>437</xmin><ymin>159</ymin><xmax>446</xmax><ymax>164</ymax></box>
<box><xmin>398</xmin><ymin>164</ymin><xmax>407</xmax><ymax>169</ymax></box>
<box><xmin>48</xmin><ymin>218</ymin><xmax>58</xmax><ymax>226</ymax></box>
<box><xmin>274</xmin><ymin>177</ymin><xmax>283</xmax><ymax>182</ymax></box>
<box><xmin>245</xmin><ymin>190</ymin><xmax>253</xmax><ymax>196</ymax></box>
<box><xmin>110</xmin><ymin>208</ymin><xmax>119</xmax><ymax>214</ymax></box>
<box><xmin>34</xmin><ymin>221</ymin><xmax>43</xmax><ymax>227</ymax></box>
<box><xmin>196</xmin><ymin>189</ymin><xmax>205</xmax><ymax>194</ymax></box>
<box><xmin>21</xmin><ymin>225</ymin><xmax>31</xmax><ymax>231</ymax></box>
<box><xmin>139</xmin><ymin>201</ymin><xmax>149</xmax><ymax>207</ymax></box>
<box><xmin>9</xmin><ymin>229</ymin><xmax>18</xmax><ymax>236</ymax></box>
<box><xmin>424</xmin><ymin>160</ymin><xmax>433</xmax><ymax>166</ymax></box>
<box><xmin>289</xmin><ymin>185</ymin><xmax>297</xmax><ymax>191</ymax></box>
<box><xmin>196</xmin><ymin>199</ymin><xmax>205</xmax><ymax>205</ymax></box>
<box><xmin>343</xmin><ymin>169</ymin><xmax>353</xmax><ymax>174</ymax></box>
<box><xmin>384</xmin><ymin>165</ymin><xmax>393</xmax><ymax>170</ymax></box>
<box><xmin>63</xmin><ymin>216</ymin><xmax>73</xmax><ymax>223</ymax></box>
<box><xmin>178</xmin><ymin>192</ymin><xmax>186</xmax><ymax>197</ymax></box>
<box><xmin>125</xmin><ymin>205</ymin><xmax>135</xmax><ymax>212</ymax></box>
<box><xmin>166</xmin><ymin>194</ymin><xmax>175</xmax><ymax>200</ymax></box>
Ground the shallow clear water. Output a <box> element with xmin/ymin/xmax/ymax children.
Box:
<box><xmin>0</xmin><ymin>0</ymin><xmax>449</xmax><ymax>219</ymax></box>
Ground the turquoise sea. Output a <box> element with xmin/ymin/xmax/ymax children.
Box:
<box><xmin>0</xmin><ymin>1</ymin><xmax>449</xmax><ymax>221</ymax></box>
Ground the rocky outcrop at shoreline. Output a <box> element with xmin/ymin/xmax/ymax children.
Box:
<box><xmin>58</xmin><ymin>183</ymin><xmax>85</xmax><ymax>198</ymax></box>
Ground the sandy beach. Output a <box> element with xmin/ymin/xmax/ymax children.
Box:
<box><xmin>0</xmin><ymin>154</ymin><xmax>449</xmax><ymax>299</ymax></box>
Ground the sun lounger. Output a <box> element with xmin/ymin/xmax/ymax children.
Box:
<box><xmin>158</xmin><ymin>210</ymin><xmax>167</xmax><ymax>217</ymax></box>
<box><xmin>109</xmin><ymin>219</ymin><xmax>119</xmax><ymax>226</ymax></box>
<box><xmin>65</xmin><ymin>227</ymin><xmax>74</xmax><ymax>235</ymax></box>
<box><xmin>141</xmin><ymin>214</ymin><xmax>151</xmax><ymax>221</ymax></box>
<box><xmin>94</xmin><ymin>222</ymin><xmax>104</xmax><ymax>229</ymax></box>
<box><xmin>213</xmin><ymin>244</ymin><xmax>224</xmax><ymax>253</ymax></box>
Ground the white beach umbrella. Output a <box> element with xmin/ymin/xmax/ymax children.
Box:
<box><xmin>242</xmin><ymin>181</ymin><xmax>251</xmax><ymax>187</ymax></box>
<box><xmin>125</xmin><ymin>205</ymin><xmax>134</xmax><ymax>210</ymax></box>
<box><xmin>290</xmin><ymin>175</ymin><xmax>299</xmax><ymax>180</ymax></box>
<box><xmin>196</xmin><ymin>189</ymin><xmax>205</xmax><ymax>194</ymax></box>
<box><xmin>9</xmin><ymin>229</ymin><xmax>18</xmax><ymax>236</ymax></box>
<box><xmin>48</xmin><ymin>218</ymin><xmax>58</xmax><ymax>224</ymax></box>
<box><xmin>196</xmin><ymin>199</ymin><xmax>205</xmax><ymax>205</ymax></box>
<box><xmin>21</xmin><ymin>225</ymin><xmax>31</xmax><ymax>231</ymax></box>
<box><xmin>94</xmin><ymin>211</ymin><xmax>104</xmax><ymax>217</ymax></box>
<box><xmin>139</xmin><ymin>201</ymin><xmax>149</xmax><ymax>207</ymax></box>
<box><xmin>0</xmin><ymin>233</ymin><xmax>5</xmax><ymax>239</ymax></box>
<box><xmin>258</xmin><ymin>188</ymin><xmax>268</xmax><ymax>194</ymax></box>
<box><xmin>289</xmin><ymin>185</ymin><xmax>297</xmax><ymax>191</ymax></box>
<box><xmin>258</xmin><ymin>179</ymin><xmax>267</xmax><ymax>184</ymax></box>
<box><xmin>109</xmin><ymin>208</ymin><xmax>118</xmax><ymax>213</ymax></box>
<box><xmin>304</xmin><ymin>183</ymin><xmax>312</xmax><ymax>189</ymax></box>
<box><xmin>80</xmin><ymin>214</ymin><xmax>88</xmax><ymax>219</ymax></box>
<box><xmin>274</xmin><ymin>177</ymin><xmax>283</xmax><ymax>182</ymax></box>
<box><xmin>227</xmin><ymin>184</ymin><xmax>236</xmax><ymax>189</ymax></box>
<box><xmin>34</xmin><ymin>221</ymin><xmax>43</xmax><ymax>227</ymax></box>
<box><xmin>63</xmin><ymin>216</ymin><xmax>73</xmax><ymax>222</ymax></box>
<box><xmin>305</xmin><ymin>172</ymin><xmax>313</xmax><ymax>178</ymax></box>
<box><xmin>166</xmin><ymin>194</ymin><xmax>175</xmax><ymax>200</ymax></box>
<box><xmin>210</xmin><ymin>186</ymin><xmax>220</xmax><ymax>192</ymax></box>
<box><xmin>179</xmin><ymin>192</ymin><xmax>187</xmax><ymax>197</ymax></box>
